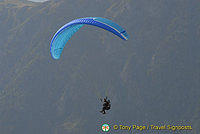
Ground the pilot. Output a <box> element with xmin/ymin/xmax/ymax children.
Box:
<box><xmin>100</xmin><ymin>97</ymin><xmax>111</xmax><ymax>114</ymax></box>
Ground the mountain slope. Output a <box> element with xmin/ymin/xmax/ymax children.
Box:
<box><xmin>0</xmin><ymin>0</ymin><xmax>200</xmax><ymax>134</ymax></box>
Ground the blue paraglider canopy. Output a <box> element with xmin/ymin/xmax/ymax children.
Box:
<box><xmin>50</xmin><ymin>17</ymin><xmax>129</xmax><ymax>60</ymax></box>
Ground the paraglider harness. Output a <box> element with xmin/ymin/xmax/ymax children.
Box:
<box><xmin>100</xmin><ymin>97</ymin><xmax>111</xmax><ymax>114</ymax></box>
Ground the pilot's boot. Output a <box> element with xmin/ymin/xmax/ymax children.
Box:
<box><xmin>100</xmin><ymin>110</ymin><xmax>106</xmax><ymax>114</ymax></box>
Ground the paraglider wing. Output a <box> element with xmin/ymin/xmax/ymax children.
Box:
<box><xmin>50</xmin><ymin>17</ymin><xmax>129</xmax><ymax>60</ymax></box>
